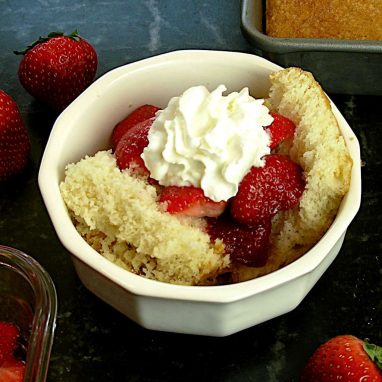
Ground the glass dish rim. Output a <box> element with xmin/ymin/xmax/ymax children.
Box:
<box><xmin>0</xmin><ymin>245</ymin><xmax>57</xmax><ymax>382</ymax></box>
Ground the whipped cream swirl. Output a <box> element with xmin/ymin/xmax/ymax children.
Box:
<box><xmin>141</xmin><ymin>85</ymin><xmax>273</xmax><ymax>202</ymax></box>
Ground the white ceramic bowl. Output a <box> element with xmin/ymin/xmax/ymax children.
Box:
<box><xmin>38</xmin><ymin>50</ymin><xmax>361</xmax><ymax>337</ymax></box>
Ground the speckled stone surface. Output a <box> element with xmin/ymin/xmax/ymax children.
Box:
<box><xmin>0</xmin><ymin>1</ymin><xmax>381</xmax><ymax>381</ymax></box>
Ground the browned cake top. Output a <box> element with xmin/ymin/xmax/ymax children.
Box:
<box><xmin>266</xmin><ymin>0</ymin><xmax>382</xmax><ymax>40</ymax></box>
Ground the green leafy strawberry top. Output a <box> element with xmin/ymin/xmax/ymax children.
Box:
<box><xmin>14</xmin><ymin>30</ymin><xmax>82</xmax><ymax>55</ymax></box>
<box><xmin>364</xmin><ymin>341</ymin><xmax>382</xmax><ymax>370</ymax></box>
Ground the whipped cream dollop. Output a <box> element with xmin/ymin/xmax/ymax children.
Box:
<box><xmin>141</xmin><ymin>85</ymin><xmax>273</xmax><ymax>202</ymax></box>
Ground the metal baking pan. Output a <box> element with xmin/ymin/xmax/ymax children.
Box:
<box><xmin>241</xmin><ymin>0</ymin><xmax>382</xmax><ymax>95</ymax></box>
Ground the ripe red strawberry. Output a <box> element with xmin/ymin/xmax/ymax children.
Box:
<box><xmin>15</xmin><ymin>31</ymin><xmax>97</xmax><ymax>111</ymax></box>
<box><xmin>301</xmin><ymin>335</ymin><xmax>382</xmax><ymax>381</ymax></box>
<box><xmin>114</xmin><ymin>117</ymin><xmax>154</xmax><ymax>176</ymax></box>
<box><xmin>231</xmin><ymin>154</ymin><xmax>305</xmax><ymax>225</ymax></box>
<box><xmin>206</xmin><ymin>216</ymin><xmax>271</xmax><ymax>266</ymax></box>
<box><xmin>159</xmin><ymin>186</ymin><xmax>227</xmax><ymax>218</ymax></box>
<box><xmin>266</xmin><ymin>112</ymin><xmax>296</xmax><ymax>149</ymax></box>
<box><xmin>111</xmin><ymin>105</ymin><xmax>160</xmax><ymax>150</ymax></box>
<box><xmin>0</xmin><ymin>321</ymin><xmax>25</xmax><ymax>382</ymax></box>
<box><xmin>0</xmin><ymin>90</ymin><xmax>30</xmax><ymax>180</ymax></box>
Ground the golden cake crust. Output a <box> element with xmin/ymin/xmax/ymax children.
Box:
<box><xmin>266</xmin><ymin>0</ymin><xmax>382</xmax><ymax>40</ymax></box>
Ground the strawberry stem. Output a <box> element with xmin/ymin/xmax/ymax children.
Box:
<box><xmin>364</xmin><ymin>341</ymin><xmax>382</xmax><ymax>370</ymax></box>
<box><xmin>14</xmin><ymin>30</ymin><xmax>82</xmax><ymax>55</ymax></box>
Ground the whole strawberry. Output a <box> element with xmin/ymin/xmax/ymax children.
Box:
<box><xmin>0</xmin><ymin>90</ymin><xmax>30</xmax><ymax>180</ymax></box>
<box><xmin>301</xmin><ymin>335</ymin><xmax>382</xmax><ymax>381</ymax></box>
<box><xmin>15</xmin><ymin>31</ymin><xmax>97</xmax><ymax>111</ymax></box>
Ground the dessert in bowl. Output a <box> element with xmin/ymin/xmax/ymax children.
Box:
<box><xmin>38</xmin><ymin>50</ymin><xmax>361</xmax><ymax>336</ymax></box>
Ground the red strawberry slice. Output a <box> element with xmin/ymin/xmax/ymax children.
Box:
<box><xmin>114</xmin><ymin>117</ymin><xmax>154</xmax><ymax>177</ymax></box>
<box><xmin>301</xmin><ymin>335</ymin><xmax>382</xmax><ymax>381</ymax></box>
<box><xmin>111</xmin><ymin>105</ymin><xmax>160</xmax><ymax>150</ymax></box>
<box><xmin>0</xmin><ymin>90</ymin><xmax>30</xmax><ymax>181</ymax></box>
<box><xmin>266</xmin><ymin>112</ymin><xmax>296</xmax><ymax>149</ymax></box>
<box><xmin>206</xmin><ymin>216</ymin><xmax>271</xmax><ymax>266</ymax></box>
<box><xmin>231</xmin><ymin>154</ymin><xmax>305</xmax><ymax>225</ymax></box>
<box><xmin>0</xmin><ymin>322</ymin><xmax>19</xmax><ymax>365</ymax></box>
<box><xmin>0</xmin><ymin>322</ymin><xmax>25</xmax><ymax>382</ymax></box>
<box><xmin>159</xmin><ymin>186</ymin><xmax>227</xmax><ymax>218</ymax></box>
<box><xmin>0</xmin><ymin>359</ymin><xmax>25</xmax><ymax>382</ymax></box>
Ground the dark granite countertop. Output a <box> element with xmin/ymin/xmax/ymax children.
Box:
<box><xmin>0</xmin><ymin>1</ymin><xmax>381</xmax><ymax>381</ymax></box>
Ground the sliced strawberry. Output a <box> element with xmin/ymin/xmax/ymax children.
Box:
<box><xmin>114</xmin><ymin>117</ymin><xmax>154</xmax><ymax>176</ymax></box>
<box><xmin>0</xmin><ymin>322</ymin><xmax>25</xmax><ymax>382</ymax></box>
<box><xmin>159</xmin><ymin>186</ymin><xmax>227</xmax><ymax>218</ymax></box>
<box><xmin>0</xmin><ymin>322</ymin><xmax>19</xmax><ymax>365</ymax></box>
<box><xmin>266</xmin><ymin>112</ymin><xmax>296</xmax><ymax>149</ymax></box>
<box><xmin>111</xmin><ymin>105</ymin><xmax>160</xmax><ymax>150</ymax></box>
<box><xmin>231</xmin><ymin>154</ymin><xmax>305</xmax><ymax>225</ymax></box>
<box><xmin>0</xmin><ymin>358</ymin><xmax>25</xmax><ymax>382</ymax></box>
<box><xmin>207</xmin><ymin>216</ymin><xmax>271</xmax><ymax>267</ymax></box>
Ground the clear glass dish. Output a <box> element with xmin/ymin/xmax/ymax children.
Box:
<box><xmin>0</xmin><ymin>245</ymin><xmax>57</xmax><ymax>382</ymax></box>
